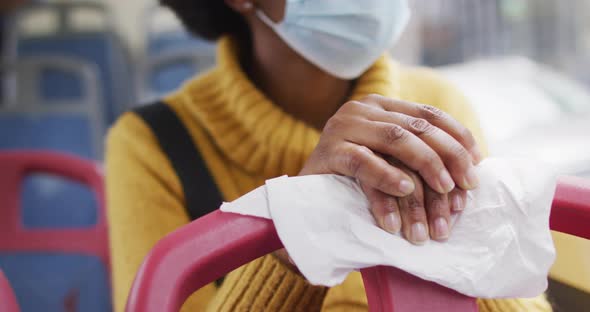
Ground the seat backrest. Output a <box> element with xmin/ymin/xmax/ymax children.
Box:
<box><xmin>134</xmin><ymin>5</ymin><xmax>216</xmax><ymax>103</ymax></box>
<box><xmin>550</xmin><ymin>175</ymin><xmax>590</xmax><ymax>240</ymax></box>
<box><xmin>0</xmin><ymin>151</ymin><xmax>110</xmax><ymax>312</ymax></box>
<box><xmin>0</xmin><ymin>269</ymin><xmax>20</xmax><ymax>312</ymax></box>
<box><xmin>135</xmin><ymin>49</ymin><xmax>214</xmax><ymax>104</ymax></box>
<box><xmin>142</xmin><ymin>5</ymin><xmax>216</xmax><ymax>56</ymax></box>
<box><xmin>3</xmin><ymin>2</ymin><xmax>133</xmax><ymax>123</ymax></box>
<box><xmin>0</xmin><ymin>56</ymin><xmax>105</xmax><ymax>159</ymax></box>
<box><xmin>148</xmin><ymin>30</ymin><xmax>214</xmax><ymax>57</ymax></box>
<box><xmin>126</xmin><ymin>176</ymin><xmax>590</xmax><ymax>312</ymax></box>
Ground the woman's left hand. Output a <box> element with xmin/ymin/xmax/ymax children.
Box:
<box><xmin>362</xmin><ymin>159</ymin><xmax>468</xmax><ymax>244</ymax></box>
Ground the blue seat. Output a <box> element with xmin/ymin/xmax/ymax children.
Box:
<box><xmin>0</xmin><ymin>254</ymin><xmax>110</xmax><ymax>312</ymax></box>
<box><xmin>0</xmin><ymin>131</ymin><xmax>102</xmax><ymax>310</ymax></box>
<box><xmin>150</xmin><ymin>58</ymin><xmax>198</xmax><ymax>95</ymax></box>
<box><xmin>147</xmin><ymin>30</ymin><xmax>216</xmax><ymax>56</ymax></box>
<box><xmin>18</xmin><ymin>34</ymin><xmax>127</xmax><ymax>123</ymax></box>
<box><xmin>138</xmin><ymin>33</ymin><xmax>215</xmax><ymax>101</ymax></box>
<box><xmin>17</xmin><ymin>33</ymin><xmax>129</xmax><ymax>124</ymax></box>
<box><xmin>0</xmin><ymin>114</ymin><xmax>95</xmax><ymax>159</ymax></box>
<box><xmin>134</xmin><ymin>6</ymin><xmax>216</xmax><ymax>102</ymax></box>
<box><xmin>38</xmin><ymin>66</ymin><xmax>84</xmax><ymax>101</ymax></box>
<box><xmin>0</xmin><ymin>114</ymin><xmax>99</xmax><ymax>228</ymax></box>
<box><xmin>0</xmin><ymin>57</ymin><xmax>105</xmax><ymax>159</ymax></box>
<box><xmin>20</xmin><ymin>174</ymin><xmax>98</xmax><ymax>228</ymax></box>
<box><xmin>6</xmin><ymin>3</ymin><xmax>133</xmax><ymax>123</ymax></box>
<box><xmin>0</xmin><ymin>152</ymin><xmax>111</xmax><ymax>312</ymax></box>
<box><xmin>147</xmin><ymin>31</ymin><xmax>216</xmax><ymax>92</ymax></box>
<box><xmin>0</xmin><ymin>58</ymin><xmax>103</xmax><ymax>230</ymax></box>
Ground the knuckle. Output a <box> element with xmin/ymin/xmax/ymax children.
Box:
<box><xmin>373</xmin><ymin>194</ymin><xmax>399</xmax><ymax>213</ymax></box>
<box><xmin>402</xmin><ymin>195</ymin><xmax>425</xmax><ymax>220</ymax></box>
<box><xmin>324</xmin><ymin>116</ymin><xmax>346</xmax><ymax>133</ymax></box>
<box><xmin>382</xmin><ymin>124</ymin><xmax>407</xmax><ymax>145</ymax></box>
<box><xmin>406</xmin><ymin>195</ymin><xmax>422</xmax><ymax>210</ymax></box>
<box><xmin>339</xmin><ymin>100</ymin><xmax>363</xmax><ymax>113</ymax></box>
<box><xmin>362</xmin><ymin>93</ymin><xmax>383</xmax><ymax>102</ymax></box>
<box><xmin>427</xmin><ymin>196</ymin><xmax>445</xmax><ymax>214</ymax></box>
<box><xmin>420</xmin><ymin>104</ymin><xmax>444</xmax><ymax>121</ymax></box>
<box><xmin>407</xmin><ymin>117</ymin><xmax>433</xmax><ymax>135</ymax></box>
<box><xmin>383</xmin><ymin>196</ymin><xmax>399</xmax><ymax>213</ymax></box>
<box><xmin>306</xmin><ymin>144</ymin><xmax>332</xmax><ymax>174</ymax></box>
<box><xmin>344</xmin><ymin>146</ymin><xmax>371</xmax><ymax>177</ymax></box>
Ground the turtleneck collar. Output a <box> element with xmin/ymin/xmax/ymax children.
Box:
<box><xmin>179</xmin><ymin>36</ymin><xmax>401</xmax><ymax>179</ymax></box>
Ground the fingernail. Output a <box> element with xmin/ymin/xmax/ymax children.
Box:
<box><xmin>439</xmin><ymin>170</ymin><xmax>455</xmax><ymax>193</ymax></box>
<box><xmin>452</xmin><ymin>194</ymin><xmax>463</xmax><ymax>212</ymax></box>
<box><xmin>433</xmin><ymin>217</ymin><xmax>449</xmax><ymax>240</ymax></box>
<box><xmin>411</xmin><ymin>223</ymin><xmax>429</xmax><ymax>244</ymax></box>
<box><xmin>398</xmin><ymin>179</ymin><xmax>414</xmax><ymax>195</ymax></box>
<box><xmin>463</xmin><ymin>167</ymin><xmax>479</xmax><ymax>189</ymax></box>
<box><xmin>383</xmin><ymin>213</ymin><xmax>401</xmax><ymax>234</ymax></box>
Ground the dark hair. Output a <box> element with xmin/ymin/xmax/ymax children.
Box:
<box><xmin>159</xmin><ymin>0</ymin><xmax>248</xmax><ymax>41</ymax></box>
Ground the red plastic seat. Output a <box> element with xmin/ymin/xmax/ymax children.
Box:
<box><xmin>0</xmin><ymin>269</ymin><xmax>20</xmax><ymax>312</ymax></box>
<box><xmin>126</xmin><ymin>176</ymin><xmax>590</xmax><ymax>312</ymax></box>
<box><xmin>0</xmin><ymin>150</ymin><xmax>110</xmax><ymax>311</ymax></box>
<box><xmin>0</xmin><ymin>151</ymin><xmax>109</xmax><ymax>263</ymax></box>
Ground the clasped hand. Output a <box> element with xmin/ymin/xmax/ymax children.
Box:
<box><xmin>300</xmin><ymin>94</ymin><xmax>482</xmax><ymax>244</ymax></box>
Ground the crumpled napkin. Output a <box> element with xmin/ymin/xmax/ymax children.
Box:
<box><xmin>221</xmin><ymin>158</ymin><xmax>556</xmax><ymax>298</ymax></box>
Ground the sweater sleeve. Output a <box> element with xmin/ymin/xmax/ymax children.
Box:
<box><xmin>206</xmin><ymin>255</ymin><xmax>328</xmax><ymax>311</ymax></box>
<box><xmin>105</xmin><ymin>112</ymin><xmax>217</xmax><ymax>312</ymax></box>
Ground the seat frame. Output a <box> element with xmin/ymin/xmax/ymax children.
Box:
<box><xmin>125</xmin><ymin>176</ymin><xmax>590</xmax><ymax>312</ymax></box>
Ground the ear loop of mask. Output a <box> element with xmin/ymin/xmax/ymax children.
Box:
<box><xmin>256</xmin><ymin>7</ymin><xmax>280</xmax><ymax>29</ymax></box>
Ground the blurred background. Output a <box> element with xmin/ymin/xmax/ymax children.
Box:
<box><xmin>0</xmin><ymin>0</ymin><xmax>589</xmax><ymax>311</ymax></box>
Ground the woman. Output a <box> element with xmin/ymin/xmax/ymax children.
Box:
<box><xmin>106</xmin><ymin>0</ymin><xmax>552</xmax><ymax>311</ymax></box>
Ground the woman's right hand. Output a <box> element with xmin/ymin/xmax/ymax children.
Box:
<box><xmin>299</xmin><ymin>94</ymin><xmax>482</xmax><ymax>243</ymax></box>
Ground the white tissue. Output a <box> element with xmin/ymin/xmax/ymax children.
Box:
<box><xmin>220</xmin><ymin>158</ymin><xmax>556</xmax><ymax>298</ymax></box>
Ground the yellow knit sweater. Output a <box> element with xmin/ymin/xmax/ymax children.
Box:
<box><xmin>106</xmin><ymin>37</ymin><xmax>552</xmax><ymax>312</ymax></box>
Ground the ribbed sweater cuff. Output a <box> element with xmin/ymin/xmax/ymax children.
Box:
<box><xmin>477</xmin><ymin>294</ymin><xmax>553</xmax><ymax>312</ymax></box>
<box><xmin>211</xmin><ymin>255</ymin><xmax>327</xmax><ymax>311</ymax></box>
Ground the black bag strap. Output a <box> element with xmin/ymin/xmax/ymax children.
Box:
<box><xmin>132</xmin><ymin>101</ymin><xmax>223</xmax><ymax>221</ymax></box>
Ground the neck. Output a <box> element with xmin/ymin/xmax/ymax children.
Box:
<box><xmin>244</xmin><ymin>32</ymin><xmax>353</xmax><ymax>130</ymax></box>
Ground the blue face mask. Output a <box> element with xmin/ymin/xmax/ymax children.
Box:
<box><xmin>257</xmin><ymin>0</ymin><xmax>411</xmax><ymax>79</ymax></box>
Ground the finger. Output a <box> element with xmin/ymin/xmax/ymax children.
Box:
<box><xmin>424</xmin><ymin>185</ymin><xmax>451</xmax><ymax>241</ymax></box>
<box><xmin>404</xmin><ymin>117</ymin><xmax>478</xmax><ymax>190</ymax></box>
<box><xmin>396</xmin><ymin>169</ymin><xmax>429</xmax><ymax>245</ymax></box>
<box><xmin>361</xmin><ymin>94</ymin><xmax>483</xmax><ymax>164</ymax></box>
<box><xmin>362</xmin><ymin>108</ymin><xmax>478</xmax><ymax>190</ymax></box>
<box><xmin>449</xmin><ymin>188</ymin><xmax>468</xmax><ymax>212</ymax></box>
<box><xmin>341</xmin><ymin>119</ymin><xmax>454</xmax><ymax>194</ymax></box>
<box><xmin>327</xmin><ymin>142</ymin><xmax>415</xmax><ymax>196</ymax></box>
<box><xmin>362</xmin><ymin>184</ymin><xmax>402</xmax><ymax>234</ymax></box>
